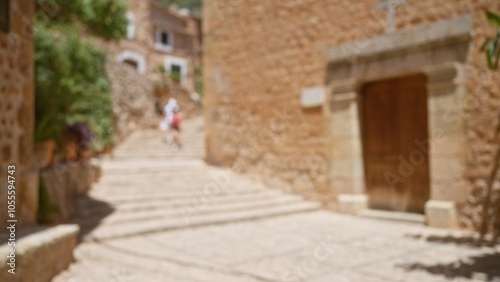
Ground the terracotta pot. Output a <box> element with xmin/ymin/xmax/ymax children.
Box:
<box><xmin>35</xmin><ymin>140</ymin><xmax>56</xmax><ymax>169</ymax></box>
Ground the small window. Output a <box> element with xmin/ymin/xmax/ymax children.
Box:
<box><xmin>155</xmin><ymin>28</ymin><xmax>173</xmax><ymax>52</ymax></box>
<box><xmin>165</xmin><ymin>56</ymin><xmax>187</xmax><ymax>83</ymax></box>
<box><xmin>161</xmin><ymin>31</ymin><xmax>169</xmax><ymax>45</ymax></box>
<box><xmin>170</xmin><ymin>64</ymin><xmax>182</xmax><ymax>82</ymax></box>
<box><xmin>123</xmin><ymin>59</ymin><xmax>139</xmax><ymax>70</ymax></box>
<box><xmin>171</xmin><ymin>64</ymin><xmax>181</xmax><ymax>74</ymax></box>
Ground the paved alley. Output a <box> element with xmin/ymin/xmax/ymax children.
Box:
<box><xmin>53</xmin><ymin>118</ymin><xmax>500</xmax><ymax>282</ymax></box>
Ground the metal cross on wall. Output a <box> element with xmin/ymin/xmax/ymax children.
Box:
<box><xmin>378</xmin><ymin>0</ymin><xmax>406</xmax><ymax>34</ymax></box>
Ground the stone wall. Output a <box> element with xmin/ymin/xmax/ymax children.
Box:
<box><xmin>0</xmin><ymin>1</ymin><xmax>37</xmax><ymax>230</ymax></box>
<box><xmin>38</xmin><ymin>160</ymin><xmax>101</xmax><ymax>223</ymax></box>
<box><xmin>102</xmin><ymin>0</ymin><xmax>201</xmax><ymax>92</ymax></box>
<box><xmin>0</xmin><ymin>225</ymin><xmax>79</xmax><ymax>282</ymax></box>
<box><xmin>154</xmin><ymin>77</ymin><xmax>203</xmax><ymax>120</ymax></box>
<box><xmin>203</xmin><ymin>0</ymin><xmax>500</xmax><ymax>226</ymax></box>
<box><xmin>105</xmin><ymin>60</ymin><xmax>157</xmax><ymax>145</ymax></box>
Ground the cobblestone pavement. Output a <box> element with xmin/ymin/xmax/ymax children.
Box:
<box><xmin>53</xmin><ymin>118</ymin><xmax>500</xmax><ymax>282</ymax></box>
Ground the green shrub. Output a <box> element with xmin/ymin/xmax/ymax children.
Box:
<box><xmin>170</xmin><ymin>71</ymin><xmax>182</xmax><ymax>83</ymax></box>
<box><xmin>35</xmin><ymin>27</ymin><xmax>114</xmax><ymax>149</ymax></box>
<box><xmin>34</xmin><ymin>0</ymin><xmax>127</xmax><ymax>149</ymax></box>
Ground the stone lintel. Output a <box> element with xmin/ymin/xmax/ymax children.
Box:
<box><xmin>425</xmin><ymin>200</ymin><xmax>459</xmax><ymax>229</ymax></box>
<box><xmin>331</xmin><ymin>92</ymin><xmax>357</xmax><ymax>103</ymax></box>
<box><xmin>328</xmin><ymin>14</ymin><xmax>473</xmax><ymax>64</ymax></box>
<box><xmin>329</xmin><ymin>78</ymin><xmax>360</xmax><ymax>105</ymax></box>
<box><xmin>422</xmin><ymin>62</ymin><xmax>460</xmax><ymax>85</ymax></box>
<box><xmin>337</xmin><ymin>194</ymin><xmax>368</xmax><ymax>215</ymax></box>
<box><xmin>330</xmin><ymin>78</ymin><xmax>360</xmax><ymax>95</ymax></box>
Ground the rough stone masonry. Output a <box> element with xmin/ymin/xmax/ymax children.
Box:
<box><xmin>203</xmin><ymin>0</ymin><xmax>500</xmax><ymax>230</ymax></box>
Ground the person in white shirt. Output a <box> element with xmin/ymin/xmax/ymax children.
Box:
<box><xmin>163</xmin><ymin>98</ymin><xmax>179</xmax><ymax>144</ymax></box>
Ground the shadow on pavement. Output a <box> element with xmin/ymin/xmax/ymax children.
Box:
<box><xmin>406</xmin><ymin>234</ymin><xmax>498</xmax><ymax>247</ymax></box>
<box><xmin>71</xmin><ymin>195</ymin><xmax>115</xmax><ymax>242</ymax></box>
<box><xmin>399</xmin><ymin>252</ymin><xmax>500</xmax><ymax>281</ymax></box>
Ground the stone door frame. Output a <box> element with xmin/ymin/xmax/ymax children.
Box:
<box><xmin>327</xmin><ymin>14</ymin><xmax>473</xmax><ymax>228</ymax></box>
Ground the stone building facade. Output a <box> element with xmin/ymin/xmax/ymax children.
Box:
<box><xmin>204</xmin><ymin>0</ymin><xmax>500</xmax><ymax>229</ymax></box>
<box><xmin>108</xmin><ymin>0</ymin><xmax>202</xmax><ymax>92</ymax></box>
<box><xmin>0</xmin><ymin>0</ymin><xmax>37</xmax><ymax>230</ymax></box>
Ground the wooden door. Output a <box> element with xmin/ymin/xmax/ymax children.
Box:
<box><xmin>362</xmin><ymin>74</ymin><xmax>430</xmax><ymax>213</ymax></box>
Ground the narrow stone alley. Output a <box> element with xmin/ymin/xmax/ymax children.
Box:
<box><xmin>53</xmin><ymin>118</ymin><xmax>500</xmax><ymax>282</ymax></box>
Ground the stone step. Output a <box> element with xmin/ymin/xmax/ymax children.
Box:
<box><xmin>97</xmin><ymin>166</ymin><xmax>212</xmax><ymax>174</ymax></box>
<box><xmin>359</xmin><ymin>209</ymin><xmax>425</xmax><ymax>224</ymax></box>
<box><xmin>116</xmin><ymin>142</ymin><xmax>203</xmax><ymax>146</ymax></box>
<box><xmin>120</xmin><ymin>139</ymin><xmax>203</xmax><ymax>145</ymax></box>
<box><xmin>114</xmin><ymin>149</ymin><xmax>204</xmax><ymax>153</ymax></box>
<box><xmin>88</xmin><ymin>187</ymin><xmax>275</xmax><ymax>204</ymax></box>
<box><xmin>98</xmin><ymin>159</ymin><xmax>206</xmax><ymax>169</ymax></box>
<box><xmin>112</xmin><ymin>153</ymin><xmax>205</xmax><ymax>158</ymax></box>
<box><xmin>53</xmin><ymin>241</ymin><xmax>261</xmax><ymax>282</ymax></box>
<box><xmin>114</xmin><ymin>149</ymin><xmax>203</xmax><ymax>153</ymax></box>
<box><xmin>89</xmin><ymin>183</ymin><xmax>265</xmax><ymax>194</ymax></box>
<box><xmin>95</xmin><ymin>178</ymin><xmax>252</xmax><ymax>185</ymax></box>
<box><xmin>91</xmin><ymin>175</ymin><xmax>262</xmax><ymax>185</ymax></box>
<box><xmin>112</xmin><ymin>154</ymin><xmax>205</xmax><ymax>159</ymax></box>
<box><xmin>78</xmin><ymin>190</ymin><xmax>287</xmax><ymax>213</ymax></box>
<box><xmin>75</xmin><ymin>194</ymin><xmax>304</xmax><ymax>226</ymax></box>
<box><xmin>92</xmin><ymin>180</ymin><xmax>262</xmax><ymax>190</ymax></box>
<box><xmin>84</xmin><ymin>201</ymin><xmax>320</xmax><ymax>241</ymax></box>
<box><xmin>118</xmin><ymin>142</ymin><xmax>202</xmax><ymax>147</ymax></box>
<box><xmin>123</xmin><ymin>140</ymin><xmax>203</xmax><ymax>143</ymax></box>
<box><xmin>90</xmin><ymin>183</ymin><xmax>270</xmax><ymax>196</ymax></box>
<box><xmin>82</xmin><ymin>188</ymin><xmax>278</xmax><ymax>205</ymax></box>
<box><xmin>116</xmin><ymin>149</ymin><xmax>203</xmax><ymax>152</ymax></box>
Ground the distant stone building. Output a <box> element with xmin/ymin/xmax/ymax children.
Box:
<box><xmin>0</xmin><ymin>1</ymin><xmax>37</xmax><ymax>230</ymax></box>
<box><xmin>110</xmin><ymin>0</ymin><xmax>202</xmax><ymax>92</ymax></box>
<box><xmin>204</xmin><ymin>0</ymin><xmax>500</xmax><ymax>230</ymax></box>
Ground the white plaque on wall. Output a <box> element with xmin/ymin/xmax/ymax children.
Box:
<box><xmin>301</xmin><ymin>86</ymin><xmax>325</xmax><ymax>108</ymax></box>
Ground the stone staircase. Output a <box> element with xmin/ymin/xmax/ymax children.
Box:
<box><xmin>112</xmin><ymin>116</ymin><xmax>205</xmax><ymax>159</ymax></box>
<box><xmin>74</xmin><ymin>117</ymin><xmax>320</xmax><ymax>241</ymax></box>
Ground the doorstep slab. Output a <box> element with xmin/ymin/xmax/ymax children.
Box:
<box><xmin>360</xmin><ymin>209</ymin><xmax>425</xmax><ymax>224</ymax></box>
<box><xmin>425</xmin><ymin>200</ymin><xmax>459</xmax><ymax>229</ymax></box>
<box><xmin>337</xmin><ymin>194</ymin><xmax>368</xmax><ymax>215</ymax></box>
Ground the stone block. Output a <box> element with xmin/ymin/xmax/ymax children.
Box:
<box><xmin>428</xmin><ymin>110</ymin><xmax>465</xmax><ymax>135</ymax></box>
<box><xmin>429</xmin><ymin>133</ymin><xmax>465</xmax><ymax>156</ymax></box>
<box><xmin>331</xmin><ymin>137</ymin><xmax>362</xmax><ymax>157</ymax></box>
<box><xmin>425</xmin><ymin>200</ymin><xmax>459</xmax><ymax>229</ymax></box>
<box><xmin>429</xmin><ymin>155</ymin><xmax>465</xmax><ymax>182</ymax></box>
<box><xmin>330</xmin><ymin>156</ymin><xmax>364</xmax><ymax>178</ymax></box>
<box><xmin>337</xmin><ymin>194</ymin><xmax>368</xmax><ymax>215</ymax></box>
<box><xmin>430</xmin><ymin>181</ymin><xmax>468</xmax><ymax>203</ymax></box>
<box><xmin>300</xmin><ymin>86</ymin><xmax>325</xmax><ymax>108</ymax></box>
<box><xmin>331</xmin><ymin>106</ymin><xmax>361</xmax><ymax>137</ymax></box>
<box><xmin>330</xmin><ymin>178</ymin><xmax>365</xmax><ymax>195</ymax></box>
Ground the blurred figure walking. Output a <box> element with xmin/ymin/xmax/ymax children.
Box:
<box><xmin>169</xmin><ymin>108</ymin><xmax>182</xmax><ymax>151</ymax></box>
<box><xmin>163</xmin><ymin>98</ymin><xmax>179</xmax><ymax>144</ymax></box>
